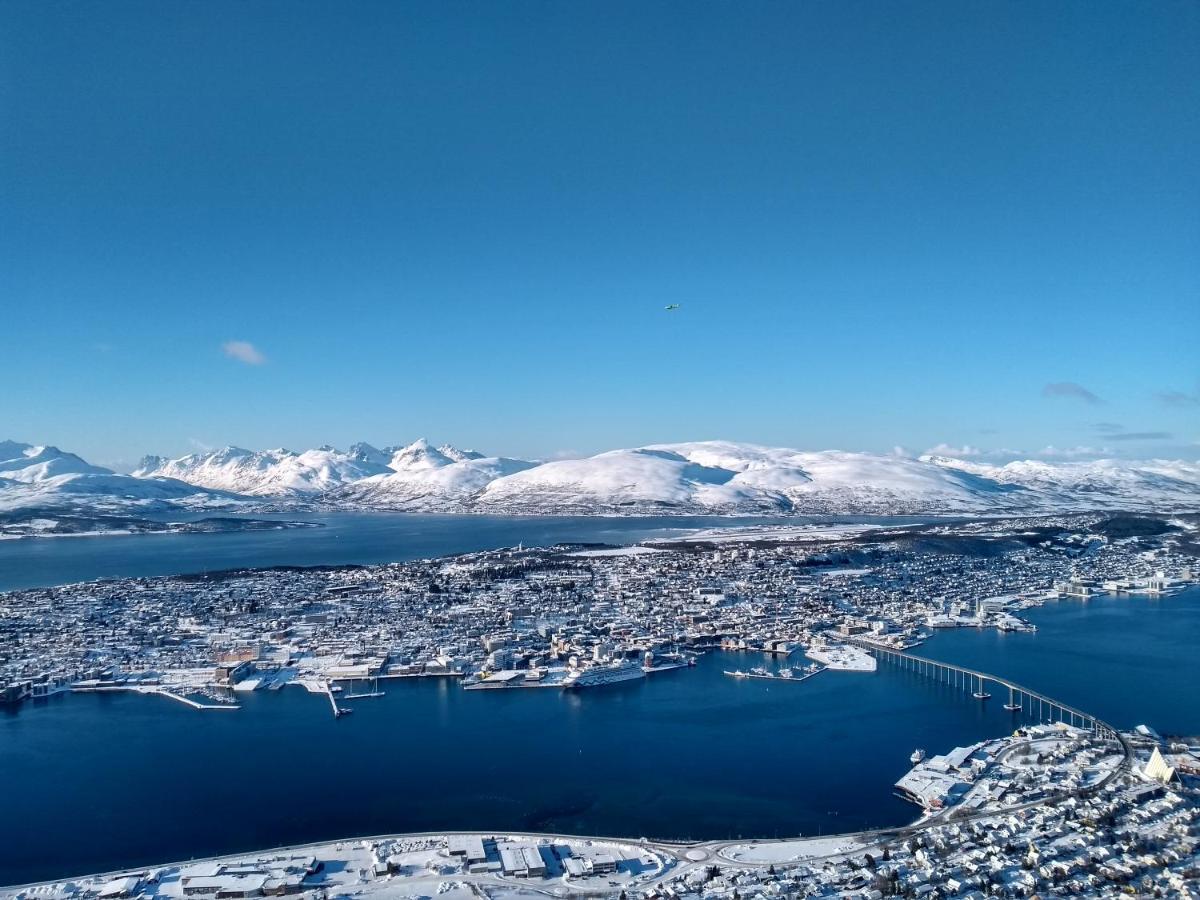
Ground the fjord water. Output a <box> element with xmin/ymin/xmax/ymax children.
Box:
<box><xmin>918</xmin><ymin>587</ymin><xmax>1200</xmax><ymax>737</ymax></box>
<box><xmin>3</xmin><ymin>588</ymin><xmax>1199</xmax><ymax>886</ymax></box>
<box><xmin>0</xmin><ymin>648</ymin><xmax>1021</xmax><ymax>884</ymax></box>
<box><xmin>2</xmin><ymin>514</ymin><xmax>1198</xmax><ymax>886</ymax></box>
<box><xmin>0</xmin><ymin>513</ymin><xmax>903</xmax><ymax>591</ymax></box>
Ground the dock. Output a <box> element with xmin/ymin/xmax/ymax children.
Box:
<box><xmin>153</xmin><ymin>689</ymin><xmax>241</xmax><ymax>711</ymax></box>
<box><xmin>324</xmin><ymin>681</ymin><xmax>349</xmax><ymax>718</ymax></box>
<box><xmin>72</xmin><ymin>684</ymin><xmax>241</xmax><ymax>711</ymax></box>
<box><xmin>723</xmin><ymin>667</ymin><xmax>825</xmax><ymax>683</ymax></box>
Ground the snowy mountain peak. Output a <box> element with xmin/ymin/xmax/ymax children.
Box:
<box><xmin>0</xmin><ymin>439</ymin><xmax>35</xmax><ymax>459</ymax></box>
<box><xmin>133</xmin><ymin>444</ymin><xmax>391</xmax><ymax>495</ymax></box>
<box><xmin>438</xmin><ymin>444</ymin><xmax>485</xmax><ymax>463</ymax></box>
<box><xmin>19</xmin><ymin>437</ymin><xmax>1193</xmax><ymax>516</ymax></box>
<box><xmin>388</xmin><ymin>439</ymin><xmax>456</xmax><ymax>471</ymax></box>
<box><xmin>0</xmin><ymin>442</ymin><xmax>113</xmax><ymax>482</ymax></box>
<box><xmin>348</xmin><ymin>442</ymin><xmax>390</xmax><ymax>467</ymax></box>
<box><xmin>0</xmin><ymin>440</ymin><xmax>239</xmax><ymax>514</ymax></box>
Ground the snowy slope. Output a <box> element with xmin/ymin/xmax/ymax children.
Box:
<box><xmin>475</xmin><ymin>443</ymin><xmax>1034</xmax><ymax>514</ymax></box>
<box><xmin>0</xmin><ymin>441</ymin><xmax>112</xmax><ymax>482</ymax></box>
<box><xmin>133</xmin><ymin>439</ymin><xmax>491</xmax><ymax>497</ymax></box>
<box><xmin>922</xmin><ymin>455</ymin><xmax>1200</xmax><ymax>511</ymax></box>
<box><xmin>0</xmin><ymin>441</ymin><xmax>243</xmax><ymax>513</ymax></box>
<box><xmin>329</xmin><ymin>454</ymin><xmax>536</xmax><ymax>509</ymax></box>
<box><xmin>108</xmin><ymin>438</ymin><xmax>1200</xmax><ymax>515</ymax></box>
<box><xmin>134</xmin><ymin>445</ymin><xmax>395</xmax><ymax>496</ymax></box>
<box><xmin>476</xmin><ymin>447</ymin><xmax>792</xmax><ymax>512</ymax></box>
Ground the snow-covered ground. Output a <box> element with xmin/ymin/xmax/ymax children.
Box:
<box><xmin>805</xmin><ymin>643</ymin><xmax>877</xmax><ymax>672</ymax></box>
<box><xmin>566</xmin><ymin>545</ymin><xmax>666</xmax><ymax>557</ymax></box>
<box><xmin>0</xmin><ymin>442</ymin><xmax>241</xmax><ymax>515</ymax></box>
<box><xmin>719</xmin><ymin>836</ymin><xmax>870</xmax><ymax>864</ymax></box>
<box><xmin>0</xmin><ymin>833</ymin><xmax>671</xmax><ymax>898</ymax></box>
<box><xmin>6</xmin><ymin>437</ymin><xmax>1199</xmax><ymax>518</ymax></box>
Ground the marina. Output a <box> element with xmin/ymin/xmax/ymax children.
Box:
<box><xmin>723</xmin><ymin>664</ymin><xmax>825</xmax><ymax>682</ymax></box>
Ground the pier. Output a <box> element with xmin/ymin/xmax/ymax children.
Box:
<box><xmin>152</xmin><ymin>689</ymin><xmax>241</xmax><ymax>711</ymax></box>
<box><xmin>323</xmin><ymin>682</ymin><xmax>346</xmax><ymax>718</ymax></box>
<box><xmin>844</xmin><ymin>639</ymin><xmax>1120</xmax><ymax>743</ymax></box>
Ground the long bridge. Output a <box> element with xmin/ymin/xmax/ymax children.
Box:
<box><xmin>844</xmin><ymin>638</ymin><xmax>1121</xmax><ymax>744</ymax></box>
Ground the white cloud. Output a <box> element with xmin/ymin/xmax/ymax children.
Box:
<box><xmin>925</xmin><ymin>443</ymin><xmax>984</xmax><ymax>458</ymax></box>
<box><xmin>222</xmin><ymin>340</ymin><xmax>266</xmax><ymax>366</ymax></box>
<box><xmin>923</xmin><ymin>443</ymin><xmax>1025</xmax><ymax>462</ymax></box>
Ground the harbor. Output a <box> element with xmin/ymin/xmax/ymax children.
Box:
<box><xmin>1</xmin><ymin>512</ymin><xmax>1198</xmax><ymax>885</ymax></box>
<box><xmin>723</xmin><ymin>664</ymin><xmax>826</xmax><ymax>682</ymax></box>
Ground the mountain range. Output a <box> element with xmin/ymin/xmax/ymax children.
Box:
<box><xmin>4</xmin><ymin>437</ymin><xmax>1196</xmax><ymax>518</ymax></box>
<box><xmin>0</xmin><ymin>440</ymin><xmax>238</xmax><ymax>515</ymax></box>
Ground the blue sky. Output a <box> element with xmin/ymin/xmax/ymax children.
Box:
<box><xmin>2</xmin><ymin>1</ymin><xmax>1197</xmax><ymax>468</ymax></box>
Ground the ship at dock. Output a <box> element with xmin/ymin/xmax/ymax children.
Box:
<box><xmin>564</xmin><ymin>659</ymin><xmax>646</xmax><ymax>688</ymax></box>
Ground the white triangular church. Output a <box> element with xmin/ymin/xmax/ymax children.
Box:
<box><xmin>1144</xmin><ymin>746</ymin><xmax>1177</xmax><ymax>784</ymax></box>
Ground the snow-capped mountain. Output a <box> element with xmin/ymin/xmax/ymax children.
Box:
<box><xmin>0</xmin><ymin>441</ymin><xmax>111</xmax><ymax>483</ymax></box>
<box><xmin>329</xmin><ymin>450</ymin><xmax>536</xmax><ymax>509</ymax></box>
<box><xmin>10</xmin><ymin>437</ymin><xmax>1195</xmax><ymax>518</ymax></box>
<box><xmin>386</xmin><ymin>439</ymin><xmax>461</xmax><ymax>472</ymax></box>
<box><xmin>0</xmin><ymin>441</ymin><xmax>241</xmax><ymax>514</ymax></box>
<box><xmin>921</xmin><ymin>455</ymin><xmax>1200</xmax><ymax>512</ymax></box>
<box><xmin>137</xmin><ymin>439</ymin><xmax>1200</xmax><ymax>514</ymax></box>
<box><xmin>133</xmin><ymin>445</ymin><xmax>396</xmax><ymax>496</ymax></box>
<box><xmin>474</xmin><ymin>444</ymin><xmax>1029</xmax><ymax>514</ymax></box>
<box><xmin>475</xmin><ymin>441</ymin><xmax>1196</xmax><ymax>514</ymax></box>
<box><xmin>133</xmin><ymin>439</ymin><xmax>494</xmax><ymax>497</ymax></box>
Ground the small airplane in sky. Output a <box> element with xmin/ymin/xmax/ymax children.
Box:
<box><xmin>664</xmin><ymin>304</ymin><xmax>680</xmax><ymax>311</ymax></box>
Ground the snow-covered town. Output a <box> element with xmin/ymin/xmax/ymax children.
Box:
<box><xmin>3</xmin><ymin>512</ymin><xmax>1200</xmax><ymax>896</ymax></box>
<box><xmin>0</xmin><ymin>513</ymin><xmax>1195</xmax><ymax>709</ymax></box>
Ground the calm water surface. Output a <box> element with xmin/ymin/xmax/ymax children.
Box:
<box><xmin>923</xmin><ymin>587</ymin><xmax>1200</xmax><ymax>735</ymax></box>
<box><xmin>1</xmin><ymin>516</ymin><xmax>1196</xmax><ymax>885</ymax></box>
<box><xmin>1</xmin><ymin>650</ymin><xmax>1015</xmax><ymax>885</ymax></box>
<box><xmin>0</xmin><ymin>513</ymin><xmax>920</xmax><ymax>591</ymax></box>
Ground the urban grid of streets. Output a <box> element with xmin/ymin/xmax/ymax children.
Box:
<box><xmin>2</xmin><ymin>512</ymin><xmax>1200</xmax><ymax>898</ymax></box>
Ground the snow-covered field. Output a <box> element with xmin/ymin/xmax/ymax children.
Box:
<box><xmin>566</xmin><ymin>545</ymin><xmax>666</xmax><ymax>557</ymax></box>
<box><xmin>805</xmin><ymin>643</ymin><xmax>877</xmax><ymax>672</ymax></box>
<box><xmin>719</xmin><ymin>836</ymin><xmax>870</xmax><ymax>864</ymax></box>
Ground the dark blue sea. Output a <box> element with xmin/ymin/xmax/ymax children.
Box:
<box><xmin>0</xmin><ymin>516</ymin><xmax>1196</xmax><ymax>886</ymax></box>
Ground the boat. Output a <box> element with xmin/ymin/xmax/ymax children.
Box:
<box><xmin>724</xmin><ymin>670</ymin><xmax>749</xmax><ymax>678</ymax></box>
<box><xmin>778</xmin><ymin>668</ymin><xmax>795</xmax><ymax>679</ymax></box>
<box><xmin>565</xmin><ymin>660</ymin><xmax>646</xmax><ymax>688</ymax></box>
<box><xmin>750</xmin><ymin>666</ymin><xmax>769</xmax><ymax>677</ymax></box>
<box><xmin>910</xmin><ymin>749</ymin><xmax>926</xmax><ymax>765</ymax></box>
